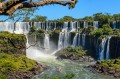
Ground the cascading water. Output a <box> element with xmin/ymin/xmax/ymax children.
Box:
<box><xmin>63</xmin><ymin>32</ymin><xmax>70</xmax><ymax>48</ymax></box>
<box><xmin>78</xmin><ymin>34</ymin><xmax>81</xmax><ymax>46</ymax></box>
<box><xmin>44</xmin><ymin>33</ymin><xmax>50</xmax><ymax>49</ymax></box>
<box><xmin>62</xmin><ymin>22</ymin><xmax>68</xmax><ymax>32</ymax></box>
<box><xmin>106</xmin><ymin>36</ymin><xmax>112</xmax><ymax>60</ymax></box>
<box><xmin>99</xmin><ymin>38</ymin><xmax>107</xmax><ymax>60</ymax></box>
<box><xmin>93</xmin><ymin>21</ymin><xmax>99</xmax><ymax>30</ymax></box>
<box><xmin>72</xmin><ymin>33</ymin><xmax>78</xmax><ymax>47</ymax></box>
<box><xmin>58</xmin><ymin>32</ymin><xmax>64</xmax><ymax>50</ymax></box>
<box><xmin>70</xmin><ymin>22</ymin><xmax>77</xmax><ymax>32</ymax></box>
<box><xmin>83</xmin><ymin>21</ymin><xmax>88</xmax><ymax>28</ymax></box>
<box><xmin>0</xmin><ymin>22</ymin><xmax>30</xmax><ymax>34</ymax></box>
<box><xmin>0</xmin><ymin>22</ymin><xmax>14</xmax><ymax>33</ymax></box>
<box><xmin>58</xmin><ymin>32</ymin><xmax>70</xmax><ymax>49</ymax></box>
<box><xmin>82</xmin><ymin>34</ymin><xmax>86</xmax><ymax>47</ymax></box>
<box><xmin>113</xmin><ymin>21</ymin><xmax>116</xmax><ymax>29</ymax></box>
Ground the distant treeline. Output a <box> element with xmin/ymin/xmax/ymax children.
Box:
<box><xmin>23</xmin><ymin>13</ymin><xmax>120</xmax><ymax>23</ymax></box>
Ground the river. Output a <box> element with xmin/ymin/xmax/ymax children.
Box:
<box><xmin>26</xmin><ymin>47</ymin><xmax>119</xmax><ymax>79</ymax></box>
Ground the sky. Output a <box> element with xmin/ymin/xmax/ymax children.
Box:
<box><xmin>1</xmin><ymin>0</ymin><xmax>120</xmax><ymax>21</ymax></box>
<box><xmin>34</xmin><ymin>0</ymin><xmax>120</xmax><ymax>20</ymax></box>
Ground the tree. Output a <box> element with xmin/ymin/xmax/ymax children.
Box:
<box><xmin>59</xmin><ymin>16</ymin><xmax>75</xmax><ymax>22</ymax></box>
<box><xmin>31</xmin><ymin>15</ymin><xmax>47</xmax><ymax>22</ymax></box>
<box><xmin>0</xmin><ymin>0</ymin><xmax>77</xmax><ymax>15</ymax></box>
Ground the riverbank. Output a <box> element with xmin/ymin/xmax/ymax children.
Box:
<box><xmin>0</xmin><ymin>53</ymin><xmax>46</xmax><ymax>79</ymax></box>
<box><xmin>90</xmin><ymin>59</ymin><xmax>120</xmax><ymax>78</ymax></box>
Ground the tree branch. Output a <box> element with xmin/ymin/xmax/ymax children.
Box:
<box><xmin>0</xmin><ymin>0</ymin><xmax>77</xmax><ymax>15</ymax></box>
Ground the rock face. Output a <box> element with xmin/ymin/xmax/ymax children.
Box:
<box><xmin>0</xmin><ymin>32</ymin><xmax>26</xmax><ymax>54</ymax></box>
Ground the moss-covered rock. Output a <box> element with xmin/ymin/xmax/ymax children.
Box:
<box><xmin>0</xmin><ymin>32</ymin><xmax>26</xmax><ymax>54</ymax></box>
<box><xmin>0</xmin><ymin>53</ymin><xmax>46</xmax><ymax>79</ymax></box>
<box><xmin>55</xmin><ymin>46</ymin><xmax>94</xmax><ymax>62</ymax></box>
<box><xmin>92</xmin><ymin>58</ymin><xmax>120</xmax><ymax>78</ymax></box>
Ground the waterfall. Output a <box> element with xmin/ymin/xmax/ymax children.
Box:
<box><xmin>44</xmin><ymin>33</ymin><xmax>50</xmax><ymax>49</ymax></box>
<box><xmin>72</xmin><ymin>33</ymin><xmax>78</xmax><ymax>47</ymax></box>
<box><xmin>78</xmin><ymin>34</ymin><xmax>81</xmax><ymax>46</ymax></box>
<box><xmin>62</xmin><ymin>22</ymin><xmax>68</xmax><ymax>32</ymax></box>
<box><xmin>63</xmin><ymin>32</ymin><xmax>70</xmax><ymax>48</ymax></box>
<box><xmin>70</xmin><ymin>22</ymin><xmax>76</xmax><ymax>32</ymax></box>
<box><xmin>26</xmin><ymin>34</ymin><xmax>29</xmax><ymax>47</ymax></box>
<box><xmin>82</xmin><ymin>34</ymin><xmax>86</xmax><ymax>47</ymax></box>
<box><xmin>58</xmin><ymin>32</ymin><xmax>64</xmax><ymax>50</ymax></box>
<box><xmin>113</xmin><ymin>21</ymin><xmax>116</xmax><ymax>29</ymax></box>
<box><xmin>93</xmin><ymin>21</ymin><xmax>99</xmax><ymax>30</ymax></box>
<box><xmin>99</xmin><ymin>38</ymin><xmax>107</xmax><ymax>60</ymax></box>
<box><xmin>106</xmin><ymin>36</ymin><xmax>111</xmax><ymax>60</ymax></box>
<box><xmin>0</xmin><ymin>22</ymin><xmax>30</xmax><ymax>34</ymax></box>
<box><xmin>84</xmin><ymin>21</ymin><xmax>88</xmax><ymax>28</ymax></box>
<box><xmin>58</xmin><ymin>32</ymin><xmax>70</xmax><ymax>50</ymax></box>
<box><xmin>0</xmin><ymin>22</ymin><xmax>14</xmax><ymax>33</ymax></box>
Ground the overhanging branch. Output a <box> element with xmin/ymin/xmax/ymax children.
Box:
<box><xmin>0</xmin><ymin>0</ymin><xmax>77</xmax><ymax>15</ymax></box>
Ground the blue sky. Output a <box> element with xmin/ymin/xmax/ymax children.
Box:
<box><xmin>1</xmin><ymin>0</ymin><xmax>120</xmax><ymax>21</ymax></box>
<box><xmin>34</xmin><ymin>0</ymin><xmax>120</xmax><ymax>20</ymax></box>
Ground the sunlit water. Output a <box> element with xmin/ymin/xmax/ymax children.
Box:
<box><xmin>26</xmin><ymin>48</ymin><xmax>119</xmax><ymax>79</ymax></box>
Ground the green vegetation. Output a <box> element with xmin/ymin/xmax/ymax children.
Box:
<box><xmin>31</xmin><ymin>15</ymin><xmax>47</xmax><ymax>22</ymax></box>
<box><xmin>0</xmin><ymin>32</ymin><xmax>26</xmax><ymax>54</ymax></box>
<box><xmin>56</xmin><ymin>46</ymin><xmax>87</xmax><ymax>59</ymax></box>
<box><xmin>83</xmin><ymin>26</ymin><xmax>94</xmax><ymax>34</ymax></box>
<box><xmin>41</xmin><ymin>73</ymin><xmax>75</xmax><ymax>79</ymax></box>
<box><xmin>0</xmin><ymin>53</ymin><xmax>38</xmax><ymax>79</ymax></box>
<box><xmin>29</xmin><ymin>26</ymin><xmax>37</xmax><ymax>34</ymax></box>
<box><xmin>97</xmin><ymin>58</ymin><xmax>120</xmax><ymax>70</ymax></box>
<box><xmin>91</xmin><ymin>24</ymin><xmax>112</xmax><ymax>36</ymax></box>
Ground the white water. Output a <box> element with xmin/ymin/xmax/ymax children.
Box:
<box><xmin>93</xmin><ymin>21</ymin><xmax>99</xmax><ymax>30</ymax></box>
<box><xmin>26</xmin><ymin>47</ymin><xmax>56</xmax><ymax>61</ymax></box>
<box><xmin>72</xmin><ymin>33</ymin><xmax>78</xmax><ymax>47</ymax></box>
<box><xmin>58</xmin><ymin>32</ymin><xmax>70</xmax><ymax>50</ymax></box>
<box><xmin>63</xmin><ymin>32</ymin><xmax>70</xmax><ymax>48</ymax></box>
<box><xmin>78</xmin><ymin>34</ymin><xmax>81</xmax><ymax>46</ymax></box>
<box><xmin>84</xmin><ymin>21</ymin><xmax>88</xmax><ymax>28</ymax></box>
<box><xmin>82</xmin><ymin>34</ymin><xmax>86</xmax><ymax>47</ymax></box>
<box><xmin>0</xmin><ymin>22</ymin><xmax>30</xmax><ymax>34</ymax></box>
<box><xmin>58</xmin><ymin>32</ymin><xmax>64</xmax><ymax>50</ymax></box>
<box><xmin>44</xmin><ymin>33</ymin><xmax>50</xmax><ymax>49</ymax></box>
<box><xmin>106</xmin><ymin>36</ymin><xmax>112</xmax><ymax>60</ymax></box>
<box><xmin>70</xmin><ymin>22</ymin><xmax>77</xmax><ymax>32</ymax></box>
<box><xmin>99</xmin><ymin>38</ymin><xmax>107</xmax><ymax>60</ymax></box>
<box><xmin>62</xmin><ymin>22</ymin><xmax>68</xmax><ymax>32</ymax></box>
<box><xmin>113</xmin><ymin>21</ymin><xmax>116</xmax><ymax>29</ymax></box>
